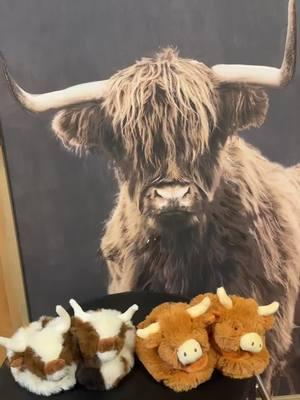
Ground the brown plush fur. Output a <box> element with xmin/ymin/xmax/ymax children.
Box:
<box><xmin>97</xmin><ymin>336</ymin><xmax>123</xmax><ymax>353</ymax></box>
<box><xmin>191</xmin><ymin>293</ymin><xmax>274</xmax><ymax>379</ymax></box>
<box><xmin>136</xmin><ymin>301</ymin><xmax>216</xmax><ymax>392</ymax></box>
<box><xmin>71</xmin><ymin>317</ymin><xmax>100</xmax><ymax>359</ymax></box>
<box><xmin>9</xmin><ymin>348</ymin><xmax>46</xmax><ymax>379</ymax></box>
<box><xmin>51</xmin><ymin>48</ymin><xmax>300</xmax><ymax>390</ymax></box>
<box><xmin>60</xmin><ymin>330</ymin><xmax>80</xmax><ymax>366</ymax></box>
<box><xmin>71</xmin><ymin>316</ymin><xmax>129</xmax><ymax>360</ymax></box>
<box><xmin>71</xmin><ymin>315</ymin><xmax>134</xmax><ymax>391</ymax></box>
<box><xmin>44</xmin><ymin>359</ymin><xmax>66</xmax><ymax>376</ymax></box>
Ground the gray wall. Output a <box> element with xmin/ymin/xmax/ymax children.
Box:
<box><xmin>0</xmin><ymin>0</ymin><xmax>299</xmax><ymax>319</ymax></box>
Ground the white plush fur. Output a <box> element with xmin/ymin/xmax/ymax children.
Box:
<box><xmin>10</xmin><ymin>363</ymin><xmax>77</xmax><ymax>396</ymax></box>
<box><xmin>1</xmin><ymin>309</ymin><xmax>77</xmax><ymax>396</ymax></box>
<box><xmin>1</xmin><ymin>313</ymin><xmax>69</xmax><ymax>364</ymax></box>
<box><xmin>124</xmin><ymin>324</ymin><xmax>136</xmax><ymax>350</ymax></box>
<box><xmin>98</xmin><ymin>324</ymin><xmax>136</xmax><ymax>389</ymax></box>
<box><xmin>100</xmin><ymin>346</ymin><xmax>134</xmax><ymax>389</ymax></box>
<box><xmin>87</xmin><ymin>309</ymin><xmax>123</xmax><ymax>339</ymax></box>
<box><xmin>28</xmin><ymin>328</ymin><xmax>65</xmax><ymax>363</ymax></box>
<box><xmin>97</xmin><ymin>349</ymin><xmax>118</xmax><ymax>363</ymax></box>
<box><xmin>1</xmin><ymin>321</ymin><xmax>43</xmax><ymax>353</ymax></box>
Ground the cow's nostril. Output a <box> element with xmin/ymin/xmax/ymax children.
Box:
<box><xmin>194</xmin><ymin>348</ymin><xmax>197</xmax><ymax>352</ymax></box>
<box><xmin>154</xmin><ymin>189</ymin><xmax>163</xmax><ymax>198</ymax></box>
<box><xmin>183</xmin><ymin>187</ymin><xmax>191</xmax><ymax>197</ymax></box>
<box><xmin>252</xmin><ymin>342</ymin><xmax>254</xmax><ymax>346</ymax></box>
<box><xmin>184</xmin><ymin>352</ymin><xmax>187</xmax><ymax>357</ymax></box>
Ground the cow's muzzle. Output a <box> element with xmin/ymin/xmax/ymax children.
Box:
<box><xmin>141</xmin><ymin>182</ymin><xmax>202</xmax><ymax>226</ymax></box>
<box><xmin>177</xmin><ymin>339</ymin><xmax>203</xmax><ymax>366</ymax></box>
<box><xmin>240</xmin><ymin>333</ymin><xmax>263</xmax><ymax>353</ymax></box>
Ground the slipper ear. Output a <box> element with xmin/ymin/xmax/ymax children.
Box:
<box><xmin>44</xmin><ymin>359</ymin><xmax>66</xmax><ymax>376</ymax></box>
<box><xmin>202</xmin><ymin>312</ymin><xmax>219</xmax><ymax>327</ymax></box>
<box><xmin>9</xmin><ymin>356</ymin><xmax>24</xmax><ymax>369</ymax></box>
<box><xmin>258</xmin><ymin>301</ymin><xmax>279</xmax><ymax>331</ymax></box>
<box><xmin>262</xmin><ymin>315</ymin><xmax>275</xmax><ymax>331</ymax></box>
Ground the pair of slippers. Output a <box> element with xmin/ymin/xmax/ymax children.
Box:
<box><xmin>0</xmin><ymin>299</ymin><xmax>138</xmax><ymax>396</ymax></box>
<box><xmin>136</xmin><ymin>287</ymin><xmax>279</xmax><ymax>392</ymax></box>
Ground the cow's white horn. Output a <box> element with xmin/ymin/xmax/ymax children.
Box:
<box><xmin>0</xmin><ymin>51</ymin><xmax>109</xmax><ymax>112</ymax></box>
<box><xmin>212</xmin><ymin>0</ymin><xmax>297</xmax><ymax>88</ymax></box>
<box><xmin>258</xmin><ymin>301</ymin><xmax>279</xmax><ymax>316</ymax></box>
<box><xmin>136</xmin><ymin>322</ymin><xmax>160</xmax><ymax>339</ymax></box>
<box><xmin>0</xmin><ymin>336</ymin><xmax>26</xmax><ymax>353</ymax></box>
<box><xmin>216</xmin><ymin>287</ymin><xmax>233</xmax><ymax>309</ymax></box>
<box><xmin>119</xmin><ymin>304</ymin><xmax>139</xmax><ymax>322</ymax></box>
<box><xmin>69</xmin><ymin>299</ymin><xmax>89</xmax><ymax>321</ymax></box>
<box><xmin>56</xmin><ymin>305</ymin><xmax>71</xmax><ymax>332</ymax></box>
<box><xmin>187</xmin><ymin>297</ymin><xmax>211</xmax><ymax>318</ymax></box>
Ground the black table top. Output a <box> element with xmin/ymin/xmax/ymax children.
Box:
<box><xmin>0</xmin><ymin>292</ymin><xmax>254</xmax><ymax>399</ymax></box>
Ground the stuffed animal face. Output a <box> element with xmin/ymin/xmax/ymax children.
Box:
<box><xmin>69</xmin><ymin>299</ymin><xmax>138</xmax><ymax>391</ymax></box>
<box><xmin>0</xmin><ymin>306</ymin><xmax>78</xmax><ymax>396</ymax></box>
<box><xmin>70</xmin><ymin>299</ymin><xmax>138</xmax><ymax>363</ymax></box>
<box><xmin>193</xmin><ymin>288</ymin><xmax>279</xmax><ymax>379</ymax></box>
<box><xmin>136</xmin><ymin>298</ymin><xmax>217</xmax><ymax>392</ymax></box>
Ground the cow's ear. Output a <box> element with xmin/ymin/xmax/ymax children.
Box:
<box><xmin>202</xmin><ymin>314</ymin><xmax>216</xmax><ymax>326</ymax></box>
<box><xmin>262</xmin><ymin>315</ymin><xmax>275</xmax><ymax>331</ymax></box>
<box><xmin>51</xmin><ymin>102</ymin><xmax>109</xmax><ymax>156</ymax></box>
<box><xmin>142</xmin><ymin>332</ymin><xmax>162</xmax><ymax>349</ymax></box>
<box><xmin>9</xmin><ymin>356</ymin><xmax>24</xmax><ymax>369</ymax></box>
<box><xmin>202</xmin><ymin>311</ymin><xmax>221</xmax><ymax>327</ymax></box>
<box><xmin>218</xmin><ymin>83</ymin><xmax>269</xmax><ymax>132</ymax></box>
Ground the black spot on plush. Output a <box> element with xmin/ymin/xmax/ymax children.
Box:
<box><xmin>76</xmin><ymin>360</ymin><xmax>106</xmax><ymax>391</ymax></box>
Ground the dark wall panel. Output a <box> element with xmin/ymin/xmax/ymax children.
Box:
<box><xmin>0</xmin><ymin>0</ymin><xmax>299</xmax><ymax>318</ymax></box>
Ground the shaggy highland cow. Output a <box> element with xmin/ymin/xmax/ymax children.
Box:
<box><xmin>0</xmin><ymin>0</ymin><xmax>299</xmax><ymax>391</ymax></box>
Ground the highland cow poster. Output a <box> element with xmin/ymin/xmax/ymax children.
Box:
<box><xmin>0</xmin><ymin>0</ymin><xmax>299</xmax><ymax>396</ymax></box>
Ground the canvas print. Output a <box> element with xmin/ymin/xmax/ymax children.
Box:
<box><xmin>0</xmin><ymin>0</ymin><xmax>299</xmax><ymax>396</ymax></box>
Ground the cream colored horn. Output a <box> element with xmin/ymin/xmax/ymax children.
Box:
<box><xmin>216</xmin><ymin>287</ymin><xmax>233</xmax><ymax>309</ymax></box>
<box><xmin>187</xmin><ymin>297</ymin><xmax>211</xmax><ymax>318</ymax></box>
<box><xmin>136</xmin><ymin>322</ymin><xmax>160</xmax><ymax>339</ymax></box>
<box><xmin>212</xmin><ymin>0</ymin><xmax>297</xmax><ymax>87</ymax></box>
<box><xmin>69</xmin><ymin>299</ymin><xmax>89</xmax><ymax>321</ymax></box>
<box><xmin>1</xmin><ymin>52</ymin><xmax>108</xmax><ymax>112</ymax></box>
<box><xmin>258</xmin><ymin>301</ymin><xmax>280</xmax><ymax>316</ymax></box>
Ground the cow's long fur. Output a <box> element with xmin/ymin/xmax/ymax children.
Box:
<box><xmin>51</xmin><ymin>49</ymin><xmax>300</xmax><ymax>389</ymax></box>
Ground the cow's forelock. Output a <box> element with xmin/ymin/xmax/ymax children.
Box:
<box><xmin>103</xmin><ymin>48</ymin><xmax>219</xmax><ymax>171</ymax></box>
